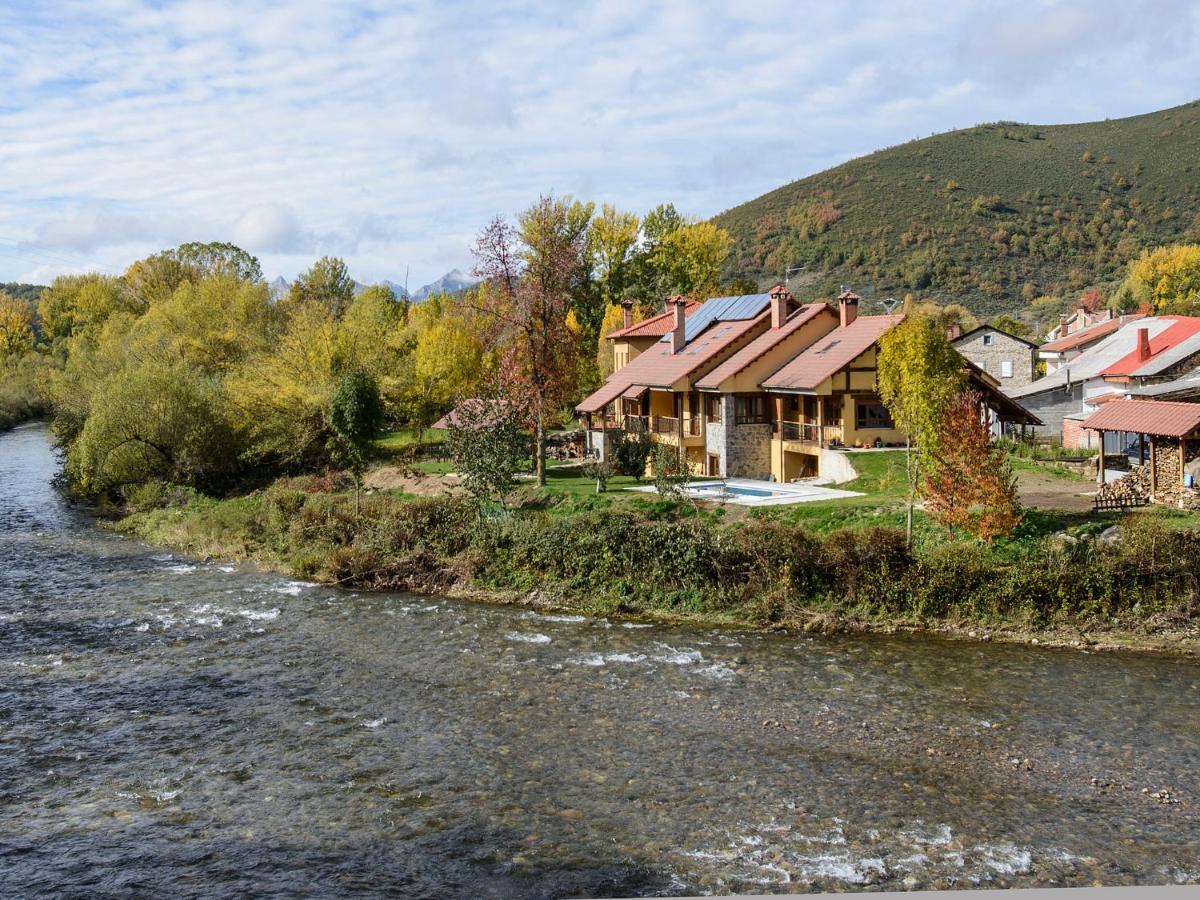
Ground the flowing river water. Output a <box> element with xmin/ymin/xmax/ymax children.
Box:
<box><xmin>2</xmin><ymin>422</ymin><xmax>1200</xmax><ymax>896</ymax></box>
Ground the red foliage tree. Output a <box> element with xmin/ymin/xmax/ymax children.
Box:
<box><xmin>924</xmin><ymin>389</ymin><xmax>1022</xmax><ymax>542</ymax></box>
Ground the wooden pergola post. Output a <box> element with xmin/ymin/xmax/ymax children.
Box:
<box><xmin>1139</xmin><ymin>433</ymin><xmax>1146</xmax><ymax>466</ymax></box>
<box><xmin>1097</xmin><ymin>430</ymin><xmax>1105</xmax><ymax>486</ymax></box>
<box><xmin>1181</xmin><ymin>437</ymin><xmax>1188</xmax><ymax>487</ymax></box>
<box><xmin>1150</xmin><ymin>439</ymin><xmax>1158</xmax><ymax>496</ymax></box>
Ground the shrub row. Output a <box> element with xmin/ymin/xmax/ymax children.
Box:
<box><xmin>132</xmin><ymin>490</ymin><xmax>1200</xmax><ymax>631</ymax></box>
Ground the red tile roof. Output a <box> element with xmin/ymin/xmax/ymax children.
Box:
<box><xmin>1081</xmin><ymin>399</ymin><xmax>1200</xmax><ymax>438</ymax></box>
<box><xmin>760</xmin><ymin>314</ymin><xmax>905</xmax><ymax>391</ymax></box>
<box><xmin>605</xmin><ymin>301</ymin><xmax>700</xmax><ymax>339</ymax></box>
<box><xmin>1101</xmin><ymin>317</ymin><xmax>1200</xmax><ymax>376</ymax></box>
<box><xmin>1040</xmin><ymin>315</ymin><xmax>1139</xmax><ymax>353</ymax></box>
<box><xmin>694</xmin><ymin>303</ymin><xmax>833</xmax><ymax>389</ymax></box>
<box><xmin>577</xmin><ymin>312</ymin><xmax>769</xmax><ymax>412</ymax></box>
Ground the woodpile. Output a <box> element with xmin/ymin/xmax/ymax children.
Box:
<box><xmin>1095</xmin><ymin>464</ymin><xmax>1151</xmax><ymax>507</ymax></box>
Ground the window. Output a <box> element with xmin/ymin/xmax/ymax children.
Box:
<box><xmin>704</xmin><ymin>394</ymin><xmax>722</xmax><ymax>423</ymax></box>
<box><xmin>982</xmin><ymin>333</ymin><xmax>994</xmax><ymax>346</ymax></box>
<box><xmin>855</xmin><ymin>401</ymin><xmax>893</xmax><ymax>430</ymax></box>
<box><xmin>1001</xmin><ymin>360</ymin><xmax>1013</xmax><ymax>378</ymax></box>
<box><xmin>734</xmin><ymin>395</ymin><xmax>771</xmax><ymax>425</ymax></box>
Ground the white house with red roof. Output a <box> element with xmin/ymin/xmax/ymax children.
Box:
<box><xmin>1010</xmin><ymin>315</ymin><xmax>1200</xmax><ymax>449</ymax></box>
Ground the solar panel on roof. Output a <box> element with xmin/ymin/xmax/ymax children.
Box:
<box><xmin>658</xmin><ymin>293</ymin><xmax>772</xmax><ymax>344</ymax></box>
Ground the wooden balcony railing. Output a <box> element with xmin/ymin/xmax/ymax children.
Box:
<box><xmin>684</xmin><ymin>415</ymin><xmax>702</xmax><ymax>436</ymax></box>
<box><xmin>650</xmin><ymin>415</ymin><xmax>679</xmax><ymax>435</ymax></box>
<box><xmin>778</xmin><ymin>421</ymin><xmax>843</xmax><ymax>444</ymax></box>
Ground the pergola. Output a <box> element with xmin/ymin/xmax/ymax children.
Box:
<box><xmin>1080</xmin><ymin>399</ymin><xmax>1200</xmax><ymax>489</ymax></box>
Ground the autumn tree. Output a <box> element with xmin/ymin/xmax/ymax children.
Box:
<box><xmin>471</xmin><ymin>196</ymin><xmax>587</xmax><ymax>486</ymax></box>
<box><xmin>1125</xmin><ymin>244</ymin><xmax>1200</xmax><ymax>314</ymax></box>
<box><xmin>877</xmin><ymin>312</ymin><xmax>966</xmax><ymax>544</ymax></box>
<box><xmin>0</xmin><ymin>292</ymin><xmax>35</xmax><ymax>357</ymax></box>
<box><xmin>924</xmin><ymin>390</ymin><xmax>1022</xmax><ymax>542</ymax></box>
<box><xmin>988</xmin><ymin>314</ymin><xmax>1031</xmax><ymax>339</ymax></box>
<box><xmin>445</xmin><ymin>393</ymin><xmax>528</xmax><ymax>510</ymax></box>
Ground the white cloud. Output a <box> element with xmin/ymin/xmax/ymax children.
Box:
<box><xmin>0</xmin><ymin>0</ymin><xmax>1196</xmax><ymax>285</ymax></box>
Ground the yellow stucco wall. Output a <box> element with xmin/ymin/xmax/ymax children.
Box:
<box><xmin>716</xmin><ymin>309</ymin><xmax>838</xmax><ymax>393</ymax></box>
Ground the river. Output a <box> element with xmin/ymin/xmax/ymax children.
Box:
<box><xmin>2</xmin><ymin>422</ymin><xmax>1199</xmax><ymax>896</ymax></box>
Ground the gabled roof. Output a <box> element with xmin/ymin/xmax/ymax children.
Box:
<box><xmin>694</xmin><ymin>303</ymin><xmax>832</xmax><ymax>390</ymax></box>
<box><xmin>1081</xmin><ymin>399</ymin><xmax>1200</xmax><ymax>438</ymax></box>
<box><xmin>1039</xmin><ymin>315</ymin><xmax>1138</xmax><ymax>354</ymax></box>
<box><xmin>576</xmin><ymin>311</ymin><xmax>769</xmax><ymax>412</ymax></box>
<box><xmin>659</xmin><ymin>292</ymin><xmax>773</xmax><ymax>344</ymax></box>
<box><xmin>605</xmin><ymin>301</ymin><xmax>700</xmax><ymax>339</ymax></box>
<box><xmin>1010</xmin><ymin>317</ymin><xmax>1178</xmax><ymax>399</ymax></box>
<box><xmin>1101</xmin><ymin>317</ymin><xmax>1200</xmax><ymax>377</ymax></box>
<box><xmin>761</xmin><ymin>314</ymin><xmax>905</xmax><ymax>391</ymax></box>
<box><xmin>952</xmin><ymin>324</ymin><xmax>1039</xmax><ymax>350</ymax></box>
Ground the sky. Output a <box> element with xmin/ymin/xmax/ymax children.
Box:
<box><xmin>1</xmin><ymin>0</ymin><xmax>1198</xmax><ymax>290</ymax></box>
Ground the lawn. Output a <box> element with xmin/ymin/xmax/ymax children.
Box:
<box><xmin>375</xmin><ymin>427</ymin><xmax>447</xmax><ymax>459</ymax></box>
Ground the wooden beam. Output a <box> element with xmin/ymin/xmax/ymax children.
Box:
<box><xmin>1182</xmin><ymin>438</ymin><xmax>1187</xmax><ymax>487</ymax></box>
<box><xmin>1139</xmin><ymin>433</ymin><xmax>1146</xmax><ymax>466</ymax></box>
<box><xmin>1151</xmin><ymin>439</ymin><xmax>1158</xmax><ymax>496</ymax></box>
<box><xmin>1097</xmin><ymin>431</ymin><xmax>1105</xmax><ymax>486</ymax></box>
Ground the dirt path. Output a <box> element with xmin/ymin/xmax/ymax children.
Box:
<box><xmin>1015</xmin><ymin>467</ymin><xmax>1095</xmax><ymax>512</ymax></box>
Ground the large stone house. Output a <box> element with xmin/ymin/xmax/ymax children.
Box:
<box><xmin>577</xmin><ymin>287</ymin><xmax>1041</xmax><ymax>481</ymax></box>
<box><xmin>951</xmin><ymin>325</ymin><xmax>1038</xmax><ymax>388</ymax></box>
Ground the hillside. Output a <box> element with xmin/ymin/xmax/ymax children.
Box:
<box><xmin>1</xmin><ymin>283</ymin><xmax>46</xmax><ymax>304</ymax></box>
<box><xmin>714</xmin><ymin>100</ymin><xmax>1200</xmax><ymax>317</ymax></box>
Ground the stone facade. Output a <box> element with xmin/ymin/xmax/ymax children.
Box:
<box><xmin>952</xmin><ymin>327</ymin><xmax>1037</xmax><ymax>387</ymax></box>
<box><xmin>1018</xmin><ymin>382</ymin><xmax>1084</xmax><ymax>438</ymax></box>
<box><xmin>703</xmin><ymin>395</ymin><xmax>772</xmax><ymax>478</ymax></box>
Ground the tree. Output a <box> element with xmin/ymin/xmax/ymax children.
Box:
<box><xmin>445</xmin><ymin>395</ymin><xmax>528</xmax><ymax>511</ymax></box>
<box><xmin>288</xmin><ymin>256</ymin><xmax>356</xmax><ymax>316</ymax></box>
<box><xmin>988</xmin><ymin>314</ymin><xmax>1031</xmax><ymax>339</ymax></box>
<box><xmin>405</xmin><ymin>313</ymin><xmax>485</xmax><ymax>442</ymax></box>
<box><xmin>0</xmin><ymin>292</ymin><xmax>34</xmax><ymax>357</ymax></box>
<box><xmin>613</xmin><ymin>427</ymin><xmax>652</xmax><ymax>480</ymax></box>
<box><xmin>924</xmin><ymin>390</ymin><xmax>1022</xmax><ymax>542</ymax></box>
<box><xmin>590</xmin><ymin>204</ymin><xmax>639</xmax><ymax>309</ymax></box>
<box><xmin>328</xmin><ymin>370</ymin><xmax>385</xmax><ymax>514</ymax></box>
<box><xmin>173</xmin><ymin>241</ymin><xmax>263</xmax><ymax>282</ymax></box>
<box><xmin>1126</xmin><ymin>244</ymin><xmax>1200</xmax><ymax>314</ymax></box>
<box><xmin>67</xmin><ymin>361</ymin><xmax>242</xmax><ymax>496</ymax></box>
<box><xmin>651</xmin><ymin>442</ymin><xmax>690</xmax><ymax>500</ymax></box>
<box><xmin>877</xmin><ymin>312</ymin><xmax>966</xmax><ymax>544</ymax></box>
<box><xmin>471</xmin><ymin>197</ymin><xmax>587</xmax><ymax>486</ymax></box>
<box><xmin>37</xmin><ymin>274</ymin><xmax>131</xmax><ymax>342</ymax></box>
<box><xmin>658</xmin><ymin>221</ymin><xmax>732</xmax><ymax>298</ymax></box>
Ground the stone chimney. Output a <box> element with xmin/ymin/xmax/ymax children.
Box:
<box><xmin>1058</xmin><ymin>319</ymin><xmax>1069</xmax><ymax>338</ymax></box>
<box><xmin>768</xmin><ymin>284</ymin><xmax>792</xmax><ymax>329</ymax></box>
<box><xmin>621</xmin><ymin>300</ymin><xmax>633</xmax><ymax>331</ymax></box>
<box><xmin>1137</xmin><ymin>326</ymin><xmax>1151</xmax><ymax>363</ymax></box>
<box><xmin>837</xmin><ymin>290</ymin><xmax>860</xmax><ymax>328</ymax></box>
<box><xmin>671</xmin><ymin>297</ymin><xmax>687</xmax><ymax>354</ymax></box>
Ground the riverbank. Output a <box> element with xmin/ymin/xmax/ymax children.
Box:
<box><xmin>115</xmin><ymin>476</ymin><xmax>1200</xmax><ymax>657</ymax></box>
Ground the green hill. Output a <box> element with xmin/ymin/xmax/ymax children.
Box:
<box><xmin>1</xmin><ymin>283</ymin><xmax>45</xmax><ymax>304</ymax></box>
<box><xmin>714</xmin><ymin>100</ymin><xmax>1200</xmax><ymax>317</ymax></box>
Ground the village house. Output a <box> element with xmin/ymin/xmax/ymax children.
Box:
<box><xmin>951</xmin><ymin>324</ymin><xmax>1039</xmax><ymax>388</ymax></box>
<box><xmin>1038</xmin><ymin>314</ymin><xmax>1143</xmax><ymax>374</ymax></box>
<box><xmin>604</xmin><ymin>299</ymin><xmax>701</xmax><ymax>374</ymax></box>
<box><xmin>1008</xmin><ymin>315</ymin><xmax>1200</xmax><ymax>449</ymax></box>
<box><xmin>578</xmin><ymin>288</ymin><xmax>1041</xmax><ymax>482</ymax></box>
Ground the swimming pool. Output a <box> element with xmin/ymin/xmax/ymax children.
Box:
<box><xmin>630</xmin><ymin>478</ymin><xmax>863</xmax><ymax>507</ymax></box>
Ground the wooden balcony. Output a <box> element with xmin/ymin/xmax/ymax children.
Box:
<box><xmin>777</xmin><ymin>420</ymin><xmax>843</xmax><ymax>447</ymax></box>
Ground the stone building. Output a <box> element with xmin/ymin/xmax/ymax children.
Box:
<box><xmin>950</xmin><ymin>325</ymin><xmax>1038</xmax><ymax>388</ymax></box>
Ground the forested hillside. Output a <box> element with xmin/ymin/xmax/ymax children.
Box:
<box><xmin>714</xmin><ymin>100</ymin><xmax>1200</xmax><ymax>315</ymax></box>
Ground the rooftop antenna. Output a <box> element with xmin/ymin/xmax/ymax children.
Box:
<box><xmin>881</xmin><ymin>297</ymin><xmax>899</xmax><ymax>313</ymax></box>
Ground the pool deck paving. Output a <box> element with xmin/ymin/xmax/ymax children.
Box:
<box><xmin>629</xmin><ymin>478</ymin><xmax>863</xmax><ymax>507</ymax></box>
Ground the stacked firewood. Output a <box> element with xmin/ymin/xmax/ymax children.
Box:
<box><xmin>1095</xmin><ymin>464</ymin><xmax>1151</xmax><ymax>505</ymax></box>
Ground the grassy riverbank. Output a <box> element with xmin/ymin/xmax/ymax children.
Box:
<box><xmin>117</xmin><ymin>464</ymin><xmax>1200</xmax><ymax>655</ymax></box>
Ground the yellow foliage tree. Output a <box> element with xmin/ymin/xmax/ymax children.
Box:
<box><xmin>1127</xmin><ymin>244</ymin><xmax>1200</xmax><ymax>314</ymax></box>
<box><xmin>0</xmin><ymin>292</ymin><xmax>34</xmax><ymax>357</ymax></box>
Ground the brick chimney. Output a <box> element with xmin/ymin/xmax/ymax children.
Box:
<box><xmin>768</xmin><ymin>284</ymin><xmax>792</xmax><ymax>329</ymax></box>
<box><xmin>946</xmin><ymin>323</ymin><xmax>963</xmax><ymax>340</ymax></box>
<box><xmin>1058</xmin><ymin>319</ymin><xmax>1069</xmax><ymax>338</ymax></box>
<box><xmin>621</xmin><ymin>300</ymin><xmax>633</xmax><ymax>330</ymax></box>
<box><xmin>1137</xmin><ymin>326</ymin><xmax>1151</xmax><ymax>363</ymax></box>
<box><xmin>837</xmin><ymin>290</ymin><xmax>860</xmax><ymax>328</ymax></box>
<box><xmin>670</xmin><ymin>296</ymin><xmax>687</xmax><ymax>354</ymax></box>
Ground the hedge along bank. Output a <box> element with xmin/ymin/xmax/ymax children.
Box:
<box><xmin>117</xmin><ymin>483</ymin><xmax>1200</xmax><ymax>652</ymax></box>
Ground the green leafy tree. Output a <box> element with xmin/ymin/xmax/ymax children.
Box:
<box><xmin>988</xmin><ymin>314</ymin><xmax>1031</xmax><ymax>339</ymax></box>
<box><xmin>613</xmin><ymin>428</ymin><xmax>652</xmax><ymax>480</ymax></box>
<box><xmin>1126</xmin><ymin>244</ymin><xmax>1200</xmax><ymax>314</ymax></box>
<box><xmin>445</xmin><ymin>394</ymin><xmax>528</xmax><ymax>511</ymax></box>
<box><xmin>877</xmin><ymin>312</ymin><xmax>966</xmax><ymax>544</ymax></box>
<box><xmin>288</xmin><ymin>256</ymin><xmax>356</xmax><ymax>317</ymax></box>
<box><xmin>651</xmin><ymin>442</ymin><xmax>689</xmax><ymax>499</ymax></box>
<box><xmin>68</xmin><ymin>361</ymin><xmax>242</xmax><ymax>496</ymax></box>
<box><xmin>0</xmin><ymin>292</ymin><xmax>35</xmax><ymax>357</ymax></box>
<box><xmin>328</xmin><ymin>370</ymin><xmax>385</xmax><ymax>513</ymax></box>
<box><xmin>173</xmin><ymin>241</ymin><xmax>263</xmax><ymax>282</ymax></box>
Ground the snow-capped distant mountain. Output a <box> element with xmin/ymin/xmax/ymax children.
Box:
<box><xmin>266</xmin><ymin>275</ymin><xmax>410</xmax><ymax>300</ymax></box>
<box><xmin>412</xmin><ymin>268</ymin><xmax>482</xmax><ymax>301</ymax></box>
